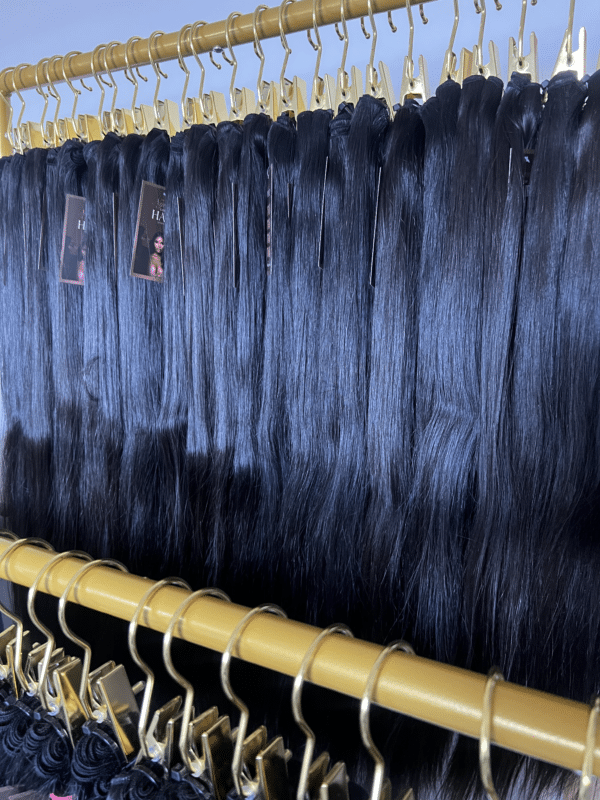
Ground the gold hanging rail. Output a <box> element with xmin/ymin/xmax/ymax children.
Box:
<box><xmin>0</xmin><ymin>537</ymin><xmax>597</xmax><ymax>778</ymax></box>
<box><xmin>0</xmin><ymin>0</ymin><xmax>435</xmax><ymax>96</ymax></box>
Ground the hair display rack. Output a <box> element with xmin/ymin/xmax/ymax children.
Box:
<box><xmin>0</xmin><ymin>0</ymin><xmax>436</xmax><ymax>157</ymax></box>
<box><xmin>0</xmin><ymin>537</ymin><xmax>597</xmax><ymax>778</ymax></box>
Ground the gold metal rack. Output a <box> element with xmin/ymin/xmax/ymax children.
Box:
<box><xmin>0</xmin><ymin>0</ymin><xmax>436</xmax><ymax>157</ymax></box>
<box><xmin>0</xmin><ymin>537</ymin><xmax>597</xmax><ymax>778</ymax></box>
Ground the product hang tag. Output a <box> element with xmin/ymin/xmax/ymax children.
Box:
<box><xmin>59</xmin><ymin>194</ymin><xmax>86</xmax><ymax>286</ymax></box>
<box><xmin>131</xmin><ymin>180</ymin><xmax>166</xmax><ymax>283</ymax></box>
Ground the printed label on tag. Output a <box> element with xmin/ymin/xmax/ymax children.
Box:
<box><xmin>59</xmin><ymin>194</ymin><xmax>86</xmax><ymax>285</ymax></box>
<box><xmin>131</xmin><ymin>180</ymin><xmax>166</xmax><ymax>282</ymax></box>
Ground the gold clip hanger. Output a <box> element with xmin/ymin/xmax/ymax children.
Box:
<box><xmin>334</xmin><ymin>0</ymin><xmax>363</xmax><ymax>110</ymax></box>
<box><xmin>399</xmin><ymin>0</ymin><xmax>430</xmax><ymax>105</ymax></box>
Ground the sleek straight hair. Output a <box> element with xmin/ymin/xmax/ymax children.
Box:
<box><xmin>364</xmin><ymin>99</ymin><xmax>424</xmax><ymax>644</ymax></box>
<box><xmin>81</xmin><ymin>133</ymin><xmax>123</xmax><ymax>559</ymax></box>
<box><xmin>183</xmin><ymin>123</ymin><xmax>219</xmax><ymax>586</ymax></box>
<box><xmin>47</xmin><ymin>139</ymin><xmax>88</xmax><ymax>551</ymax></box>
<box><xmin>276</xmin><ymin>108</ymin><xmax>332</xmax><ymax>615</ymax></box>
<box><xmin>116</xmin><ymin>129</ymin><xmax>171</xmax><ymax>575</ymax></box>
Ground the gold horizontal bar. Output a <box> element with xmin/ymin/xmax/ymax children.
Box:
<box><xmin>0</xmin><ymin>538</ymin><xmax>596</xmax><ymax>777</ymax></box>
<box><xmin>0</xmin><ymin>0</ymin><xmax>435</xmax><ymax>95</ymax></box>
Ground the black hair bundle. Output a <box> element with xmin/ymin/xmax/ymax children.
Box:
<box><xmin>554</xmin><ymin>70</ymin><xmax>600</xmax><ymax>701</ymax></box>
<box><xmin>276</xmin><ymin>108</ymin><xmax>331</xmax><ymax>616</ymax></box>
<box><xmin>81</xmin><ymin>133</ymin><xmax>123</xmax><ymax>560</ymax></box>
<box><xmin>409</xmin><ymin>76</ymin><xmax>502</xmax><ymax>666</ymax></box>
<box><xmin>227</xmin><ymin>112</ymin><xmax>271</xmax><ymax>603</ymax></box>
<box><xmin>363</xmin><ymin>99</ymin><xmax>424</xmax><ymax>645</ymax></box>
<box><xmin>182</xmin><ymin>124</ymin><xmax>218</xmax><ymax>587</ymax></box>
<box><xmin>46</xmin><ymin>138</ymin><xmax>88</xmax><ymax>551</ymax></box>
<box><xmin>157</xmin><ymin>130</ymin><xmax>189</xmax><ymax>577</ymax></box>
<box><xmin>117</xmin><ymin>128</ymin><xmax>170</xmax><ymax>575</ymax></box>
<box><xmin>465</xmin><ymin>73</ymin><xmax>543</xmax><ymax>679</ymax></box>
<box><xmin>3</xmin><ymin>146</ymin><xmax>51</xmax><ymax>540</ymax></box>
<box><xmin>208</xmin><ymin>120</ymin><xmax>244</xmax><ymax>588</ymax></box>
<box><xmin>256</xmin><ymin>112</ymin><xmax>296</xmax><ymax>603</ymax></box>
<box><xmin>507</xmin><ymin>71</ymin><xmax>586</xmax><ymax>698</ymax></box>
<box><xmin>0</xmin><ymin>151</ymin><xmax>26</xmax><ymax>525</ymax></box>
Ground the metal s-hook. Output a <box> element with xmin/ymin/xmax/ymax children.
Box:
<box><xmin>1</xmin><ymin>79</ymin><xmax>15</xmax><ymax>153</ymax></box>
<box><xmin>254</xmin><ymin>5</ymin><xmax>277</xmax><ymax>116</ymax></box>
<box><xmin>225</xmin><ymin>11</ymin><xmax>252</xmax><ymax>121</ymax></box>
<box><xmin>10</xmin><ymin>63</ymin><xmax>31</xmax><ymax>153</ymax></box>
<box><xmin>508</xmin><ymin>0</ymin><xmax>539</xmax><ymax>82</ymax></box>
<box><xmin>308</xmin><ymin>0</ymin><xmax>335</xmax><ymax>111</ymax></box>
<box><xmin>91</xmin><ymin>43</ymin><xmax>111</xmax><ymax>123</ymax></box>
<box><xmin>221</xmin><ymin>604</ymin><xmax>287</xmax><ymax>797</ymax></box>
<box><xmin>293</xmin><ymin>624</ymin><xmax>353</xmax><ymax>800</ymax></box>
<box><xmin>440</xmin><ymin>0</ymin><xmax>460</xmax><ymax>83</ymax></box>
<box><xmin>190</xmin><ymin>20</ymin><xmax>209</xmax><ymax>114</ymax></box>
<box><xmin>124</xmin><ymin>35</ymin><xmax>148</xmax><ymax>113</ymax></box>
<box><xmin>145</xmin><ymin>30</ymin><xmax>181</xmax><ymax>134</ymax></box>
<box><xmin>479</xmin><ymin>669</ymin><xmax>504</xmax><ymax>800</ymax></box>
<box><xmin>470</xmin><ymin>0</ymin><xmax>501</xmax><ymax>79</ymax></box>
<box><xmin>127</xmin><ymin>577</ymin><xmax>191</xmax><ymax>761</ymax></box>
<box><xmin>361</xmin><ymin>0</ymin><xmax>395</xmax><ymax>110</ymax></box>
<box><xmin>0</xmin><ymin>537</ymin><xmax>55</xmax><ymax>696</ymax></box>
<box><xmin>58</xmin><ymin>557</ymin><xmax>128</xmax><ymax>718</ymax></box>
<box><xmin>553</xmin><ymin>0</ymin><xmax>586</xmax><ymax>79</ymax></box>
<box><xmin>360</xmin><ymin>641</ymin><xmax>415</xmax><ymax>800</ymax></box>
<box><xmin>44</xmin><ymin>55</ymin><xmax>63</xmax><ymax>145</ymax></box>
<box><xmin>278</xmin><ymin>0</ymin><xmax>307</xmax><ymax>115</ymax></box>
<box><xmin>102</xmin><ymin>41</ymin><xmax>121</xmax><ymax>134</ymax></box>
<box><xmin>163</xmin><ymin>587</ymin><xmax>231</xmax><ymax>775</ymax></box>
<box><xmin>334</xmin><ymin>0</ymin><xmax>363</xmax><ymax>109</ymax></box>
<box><xmin>58</xmin><ymin>51</ymin><xmax>87</xmax><ymax>142</ymax></box>
<box><xmin>399</xmin><ymin>0</ymin><xmax>430</xmax><ymax>106</ymax></box>
<box><xmin>189</xmin><ymin>20</ymin><xmax>229</xmax><ymax>125</ymax></box>
<box><xmin>177</xmin><ymin>23</ymin><xmax>193</xmax><ymax>126</ymax></box>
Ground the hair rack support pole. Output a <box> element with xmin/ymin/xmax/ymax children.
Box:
<box><xmin>0</xmin><ymin>0</ymin><xmax>436</xmax><ymax>95</ymax></box>
<box><xmin>0</xmin><ymin>539</ymin><xmax>597</xmax><ymax>776</ymax></box>
<box><xmin>0</xmin><ymin>93</ymin><xmax>11</xmax><ymax>158</ymax></box>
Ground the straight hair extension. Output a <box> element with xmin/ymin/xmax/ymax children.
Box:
<box><xmin>227</xmin><ymin>112</ymin><xmax>271</xmax><ymax>603</ymax></box>
<box><xmin>507</xmin><ymin>71</ymin><xmax>586</xmax><ymax>698</ymax></box>
<box><xmin>117</xmin><ymin>129</ymin><xmax>171</xmax><ymax>575</ymax></box>
<box><xmin>312</xmin><ymin>96</ymin><xmax>388</xmax><ymax>629</ymax></box>
<box><xmin>363</xmin><ymin>99</ymin><xmax>424</xmax><ymax>645</ymax></box>
<box><xmin>157</xmin><ymin>130</ymin><xmax>189</xmax><ymax>576</ymax></box>
<box><xmin>553</xmin><ymin>69</ymin><xmax>600</xmax><ymax>701</ymax></box>
<box><xmin>183</xmin><ymin>123</ymin><xmax>219</xmax><ymax>585</ymax></box>
<box><xmin>307</xmin><ymin>103</ymin><xmax>352</xmax><ymax>625</ymax></box>
<box><xmin>207</xmin><ymin>120</ymin><xmax>243</xmax><ymax>588</ymax></box>
<box><xmin>255</xmin><ymin>112</ymin><xmax>296</xmax><ymax>603</ymax></box>
<box><xmin>0</xmin><ymin>151</ymin><xmax>26</xmax><ymax>527</ymax></box>
<box><xmin>408</xmin><ymin>76</ymin><xmax>502</xmax><ymax>666</ymax></box>
<box><xmin>465</xmin><ymin>73</ymin><xmax>543</xmax><ymax>679</ymax></box>
<box><xmin>46</xmin><ymin>139</ymin><xmax>88</xmax><ymax>551</ymax></box>
<box><xmin>81</xmin><ymin>133</ymin><xmax>123</xmax><ymax>560</ymax></box>
<box><xmin>3</xmin><ymin>146</ymin><xmax>51</xmax><ymax>539</ymax></box>
<box><xmin>276</xmin><ymin>108</ymin><xmax>332</xmax><ymax>616</ymax></box>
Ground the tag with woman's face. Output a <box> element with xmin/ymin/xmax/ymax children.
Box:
<box><xmin>131</xmin><ymin>180</ymin><xmax>166</xmax><ymax>283</ymax></box>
